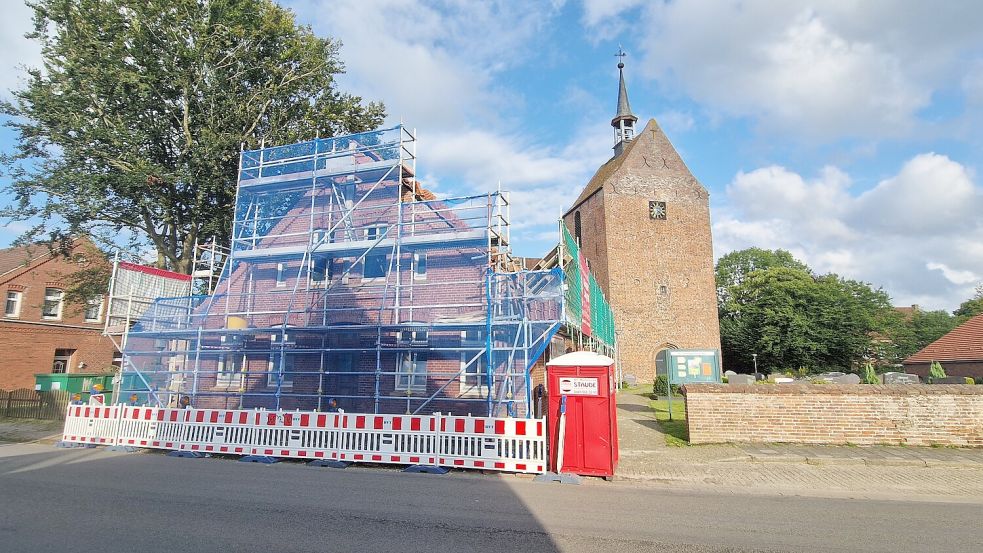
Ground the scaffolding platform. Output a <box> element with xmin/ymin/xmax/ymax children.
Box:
<box><xmin>114</xmin><ymin>125</ymin><xmax>615</xmax><ymax>417</ymax></box>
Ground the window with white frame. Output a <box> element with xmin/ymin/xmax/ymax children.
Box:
<box><xmin>275</xmin><ymin>263</ymin><xmax>287</xmax><ymax>287</ymax></box>
<box><xmin>267</xmin><ymin>352</ymin><xmax>295</xmax><ymax>388</ymax></box>
<box><xmin>52</xmin><ymin>349</ymin><xmax>74</xmax><ymax>374</ymax></box>
<box><xmin>83</xmin><ymin>295</ymin><xmax>103</xmax><ymax>322</ymax></box>
<box><xmin>395</xmin><ymin>351</ymin><xmax>427</xmax><ymax>392</ymax></box>
<box><xmin>216</xmin><ymin>353</ymin><xmax>244</xmax><ymax>386</ymax></box>
<box><xmin>4</xmin><ymin>290</ymin><xmax>22</xmax><ymax>318</ymax></box>
<box><xmin>310</xmin><ymin>256</ymin><xmax>328</xmax><ymax>286</ymax></box>
<box><xmin>460</xmin><ymin>330</ymin><xmax>487</xmax><ymax>395</ymax></box>
<box><xmin>413</xmin><ymin>252</ymin><xmax>427</xmax><ymax>281</ymax></box>
<box><xmin>365</xmin><ymin>225</ymin><xmax>386</xmax><ymax>241</ymax></box>
<box><xmin>42</xmin><ymin>288</ymin><xmax>64</xmax><ymax>320</ymax></box>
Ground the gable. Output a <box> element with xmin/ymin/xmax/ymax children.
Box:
<box><xmin>565</xmin><ymin>118</ymin><xmax>706</xmax><ymax>215</ymax></box>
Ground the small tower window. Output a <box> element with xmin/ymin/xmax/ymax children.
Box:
<box><xmin>574</xmin><ymin>211</ymin><xmax>582</xmax><ymax>245</ymax></box>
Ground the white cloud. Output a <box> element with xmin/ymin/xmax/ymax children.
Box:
<box><xmin>0</xmin><ymin>1</ymin><xmax>42</xmax><ymax>97</ymax></box>
<box><xmin>926</xmin><ymin>263</ymin><xmax>980</xmax><ymax>286</ymax></box>
<box><xmin>286</xmin><ymin>0</ymin><xmax>611</xmax><ymax>255</ymax></box>
<box><xmin>585</xmin><ymin>0</ymin><xmax>983</xmax><ymax>141</ymax></box>
<box><xmin>714</xmin><ymin>153</ymin><xmax>983</xmax><ymax>310</ymax></box>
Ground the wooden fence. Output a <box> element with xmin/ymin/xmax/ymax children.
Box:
<box><xmin>1</xmin><ymin>389</ymin><xmax>72</xmax><ymax>420</ymax></box>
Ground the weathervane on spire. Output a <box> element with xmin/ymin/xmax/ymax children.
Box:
<box><xmin>615</xmin><ymin>45</ymin><xmax>627</xmax><ymax>69</ymax></box>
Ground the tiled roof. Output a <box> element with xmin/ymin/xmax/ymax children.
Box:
<box><xmin>565</xmin><ymin>119</ymin><xmax>650</xmax><ymax>214</ymax></box>
<box><xmin>0</xmin><ymin>243</ymin><xmax>50</xmax><ymax>278</ymax></box>
<box><xmin>904</xmin><ymin>313</ymin><xmax>983</xmax><ymax>363</ymax></box>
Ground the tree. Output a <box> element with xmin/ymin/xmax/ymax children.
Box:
<box><xmin>954</xmin><ymin>284</ymin><xmax>983</xmax><ymax>319</ymax></box>
<box><xmin>2</xmin><ymin>0</ymin><xmax>385</xmax><ymax>273</ymax></box>
<box><xmin>889</xmin><ymin>308</ymin><xmax>961</xmax><ymax>361</ymax></box>
<box><xmin>717</xmin><ymin>249</ymin><xmax>895</xmax><ymax>374</ymax></box>
<box><xmin>929</xmin><ymin>361</ymin><xmax>946</xmax><ymax>380</ymax></box>
<box><xmin>715</xmin><ymin>247</ymin><xmax>811</xmax><ymax>305</ymax></box>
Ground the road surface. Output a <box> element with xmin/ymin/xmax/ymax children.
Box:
<box><xmin>0</xmin><ymin>443</ymin><xmax>980</xmax><ymax>552</ymax></box>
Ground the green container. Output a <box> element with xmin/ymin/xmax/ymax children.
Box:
<box><xmin>34</xmin><ymin>373</ymin><xmax>115</xmax><ymax>398</ymax></box>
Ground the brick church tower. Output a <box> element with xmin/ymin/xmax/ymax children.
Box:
<box><xmin>563</xmin><ymin>57</ymin><xmax>721</xmax><ymax>380</ymax></box>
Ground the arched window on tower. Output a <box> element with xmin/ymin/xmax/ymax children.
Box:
<box><xmin>574</xmin><ymin>211</ymin><xmax>582</xmax><ymax>245</ymax></box>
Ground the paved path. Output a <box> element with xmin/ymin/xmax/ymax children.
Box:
<box><xmin>615</xmin><ymin>389</ymin><xmax>983</xmax><ymax>500</ymax></box>
<box><xmin>2</xmin><ymin>443</ymin><xmax>983</xmax><ymax>552</ymax></box>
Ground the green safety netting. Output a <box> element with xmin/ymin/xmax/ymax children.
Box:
<box><xmin>562</xmin><ymin>225</ymin><xmax>616</xmax><ymax>347</ymax></box>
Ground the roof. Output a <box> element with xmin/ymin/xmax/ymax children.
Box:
<box><xmin>0</xmin><ymin>243</ymin><xmax>53</xmax><ymax>278</ymax></box>
<box><xmin>565</xmin><ymin>121</ymin><xmax>648</xmax><ymax>214</ymax></box>
<box><xmin>613</xmin><ymin>65</ymin><xmax>637</xmax><ymax>124</ymax></box>
<box><xmin>547</xmin><ymin>351</ymin><xmax>615</xmax><ymax>367</ymax></box>
<box><xmin>904</xmin><ymin>313</ymin><xmax>983</xmax><ymax>364</ymax></box>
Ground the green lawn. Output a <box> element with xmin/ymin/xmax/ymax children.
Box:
<box><xmin>648</xmin><ymin>399</ymin><xmax>689</xmax><ymax>446</ymax></box>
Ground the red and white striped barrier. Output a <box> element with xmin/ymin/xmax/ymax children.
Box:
<box><xmin>62</xmin><ymin>405</ymin><xmax>123</xmax><ymax>445</ymax></box>
<box><xmin>61</xmin><ymin>406</ymin><xmax>546</xmax><ymax>474</ymax></box>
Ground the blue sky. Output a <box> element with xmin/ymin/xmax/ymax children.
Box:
<box><xmin>2</xmin><ymin>1</ymin><xmax>983</xmax><ymax>311</ymax></box>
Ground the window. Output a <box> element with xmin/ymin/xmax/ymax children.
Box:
<box><xmin>413</xmin><ymin>252</ymin><xmax>427</xmax><ymax>281</ymax></box>
<box><xmin>460</xmin><ymin>331</ymin><xmax>487</xmax><ymax>395</ymax></box>
<box><xmin>84</xmin><ymin>296</ymin><xmax>103</xmax><ymax>322</ymax></box>
<box><xmin>365</xmin><ymin>225</ymin><xmax>386</xmax><ymax>241</ymax></box>
<box><xmin>395</xmin><ymin>352</ymin><xmax>427</xmax><ymax>392</ymax></box>
<box><xmin>310</xmin><ymin>256</ymin><xmax>328</xmax><ymax>286</ymax></box>
<box><xmin>574</xmin><ymin>211</ymin><xmax>582</xmax><ymax>245</ymax></box>
<box><xmin>400</xmin><ymin>329</ymin><xmax>428</xmax><ymax>345</ymax></box>
<box><xmin>275</xmin><ymin>263</ymin><xmax>286</xmax><ymax>287</ymax></box>
<box><xmin>4</xmin><ymin>291</ymin><xmax>21</xmax><ymax>318</ymax></box>
<box><xmin>267</xmin><ymin>352</ymin><xmax>295</xmax><ymax>388</ymax></box>
<box><xmin>42</xmin><ymin>288</ymin><xmax>64</xmax><ymax>320</ymax></box>
<box><xmin>52</xmin><ymin>349</ymin><xmax>74</xmax><ymax>374</ymax></box>
<box><xmin>364</xmin><ymin>254</ymin><xmax>388</xmax><ymax>280</ymax></box>
<box><xmin>329</xmin><ymin>351</ymin><xmax>358</xmax><ymax>396</ymax></box>
<box><xmin>112</xmin><ymin>351</ymin><xmax>123</xmax><ymax>370</ymax></box>
<box><xmin>217</xmin><ymin>353</ymin><xmax>244</xmax><ymax>386</ymax></box>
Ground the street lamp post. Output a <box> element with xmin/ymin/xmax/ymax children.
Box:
<box><xmin>752</xmin><ymin>353</ymin><xmax>758</xmax><ymax>375</ymax></box>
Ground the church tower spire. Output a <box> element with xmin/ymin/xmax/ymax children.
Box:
<box><xmin>611</xmin><ymin>47</ymin><xmax>638</xmax><ymax>157</ymax></box>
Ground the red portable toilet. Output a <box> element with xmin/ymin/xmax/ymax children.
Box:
<box><xmin>546</xmin><ymin>351</ymin><xmax>618</xmax><ymax>478</ymax></box>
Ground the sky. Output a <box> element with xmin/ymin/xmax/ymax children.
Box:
<box><xmin>1</xmin><ymin>0</ymin><xmax>982</xmax><ymax>312</ymax></box>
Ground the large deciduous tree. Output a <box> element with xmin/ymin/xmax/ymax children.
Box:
<box><xmin>1</xmin><ymin>0</ymin><xmax>385</xmax><ymax>272</ymax></box>
<box><xmin>717</xmin><ymin>249</ymin><xmax>894</xmax><ymax>374</ymax></box>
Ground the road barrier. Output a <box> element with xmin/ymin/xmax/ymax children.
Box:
<box><xmin>61</xmin><ymin>404</ymin><xmax>546</xmax><ymax>474</ymax></box>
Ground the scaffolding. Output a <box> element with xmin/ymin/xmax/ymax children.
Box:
<box><xmin>115</xmin><ymin>125</ymin><xmax>614</xmax><ymax>417</ymax></box>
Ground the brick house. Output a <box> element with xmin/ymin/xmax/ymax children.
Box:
<box><xmin>118</xmin><ymin>127</ymin><xmax>572</xmax><ymax>416</ymax></box>
<box><xmin>903</xmin><ymin>313</ymin><xmax>983</xmax><ymax>380</ymax></box>
<box><xmin>561</xmin><ymin>60</ymin><xmax>721</xmax><ymax>380</ymax></box>
<box><xmin>0</xmin><ymin>238</ymin><xmax>118</xmax><ymax>389</ymax></box>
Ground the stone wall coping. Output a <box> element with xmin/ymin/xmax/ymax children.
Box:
<box><xmin>682</xmin><ymin>383</ymin><xmax>983</xmax><ymax>396</ymax></box>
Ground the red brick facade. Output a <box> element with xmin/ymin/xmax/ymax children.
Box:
<box><xmin>685</xmin><ymin>384</ymin><xmax>983</xmax><ymax>447</ymax></box>
<box><xmin>564</xmin><ymin>119</ymin><xmax>722</xmax><ymax>381</ymax></box>
<box><xmin>0</xmin><ymin>240</ymin><xmax>117</xmax><ymax>389</ymax></box>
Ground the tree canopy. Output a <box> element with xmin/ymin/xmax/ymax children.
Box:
<box><xmin>954</xmin><ymin>284</ymin><xmax>983</xmax><ymax>319</ymax></box>
<box><xmin>2</xmin><ymin>0</ymin><xmax>385</xmax><ymax>273</ymax></box>
<box><xmin>717</xmin><ymin>249</ymin><xmax>895</xmax><ymax>373</ymax></box>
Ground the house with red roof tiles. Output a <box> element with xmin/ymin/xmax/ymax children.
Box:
<box><xmin>903</xmin><ymin>313</ymin><xmax>983</xmax><ymax>380</ymax></box>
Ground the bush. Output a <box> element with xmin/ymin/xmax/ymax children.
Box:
<box><xmin>929</xmin><ymin>361</ymin><xmax>946</xmax><ymax>379</ymax></box>
<box><xmin>653</xmin><ymin>375</ymin><xmax>681</xmax><ymax>397</ymax></box>
<box><xmin>965</xmin><ymin>377</ymin><xmax>975</xmax><ymax>385</ymax></box>
<box><xmin>862</xmin><ymin>362</ymin><xmax>879</xmax><ymax>385</ymax></box>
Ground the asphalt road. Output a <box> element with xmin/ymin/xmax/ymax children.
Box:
<box><xmin>1</xmin><ymin>443</ymin><xmax>981</xmax><ymax>553</ymax></box>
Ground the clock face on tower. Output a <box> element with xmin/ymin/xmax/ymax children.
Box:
<box><xmin>649</xmin><ymin>201</ymin><xmax>667</xmax><ymax>220</ymax></box>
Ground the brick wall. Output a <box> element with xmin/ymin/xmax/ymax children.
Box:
<box><xmin>1</xmin><ymin>240</ymin><xmax>117</xmax><ymax>389</ymax></box>
<box><xmin>564</xmin><ymin>119</ymin><xmax>721</xmax><ymax>381</ymax></box>
<box><xmin>905</xmin><ymin>361</ymin><xmax>983</xmax><ymax>381</ymax></box>
<box><xmin>685</xmin><ymin>384</ymin><xmax>983</xmax><ymax>447</ymax></box>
